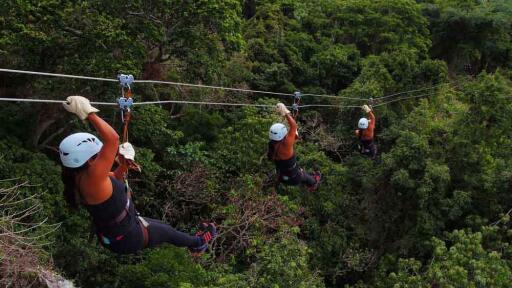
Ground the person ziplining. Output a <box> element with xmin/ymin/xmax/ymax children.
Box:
<box><xmin>58</xmin><ymin>95</ymin><xmax>216</xmax><ymax>255</ymax></box>
<box><xmin>355</xmin><ymin>104</ymin><xmax>377</xmax><ymax>159</ymax></box>
<box><xmin>267</xmin><ymin>103</ymin><xmax>321</xmax><ymax>191</ymax></box>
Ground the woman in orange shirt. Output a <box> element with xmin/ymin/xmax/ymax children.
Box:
<box><xmin>59</xmin><ymin>96</ymin><xmax>215</xmax><ymax>254</ymax></box>
<box><xmin>267</xmin><ymin>103</ymin><xmax>321</xmax><ymax>191</ymax></box>
<box><xmin>355</xmin><ymin>105</ymin><xmax>377</xmax><ymax>159</ymax></box>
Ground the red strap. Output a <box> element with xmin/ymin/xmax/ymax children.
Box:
<box><xmin>121</xmin><ymin>88</ymin><xmax>133</xmax><ymax>143</ymax></box>
<box><xmin>122</xmin><ymin>111</ymin><xmax>131</xmax><ymax>143</ymax></box>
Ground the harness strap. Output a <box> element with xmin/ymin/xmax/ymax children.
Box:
<box><xmin>97</xmin><ymin>198</ymin><xmax>130</xmax><ymax>227</ymax></box>
<box><xmin>138</xmin><ymin>216</ymin><xmax>149</xmax><ymax>248</ymax></box>
<box><xmin>121</xmin><ymin>88</ymin><xmax>132</xmax><ymax>143</ymax></box>
<box><xmin>292</xmin><ymin>91</ymin><xmax>301</xmax><ymax>118</ymax></box>
<box><xmin>122</xmin><ymin>111</ymin><xmax>131</xmax><ymax>143</ymax></box>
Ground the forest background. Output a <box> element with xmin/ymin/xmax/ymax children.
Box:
<box><xmin>1</xmin><ymin>0</ymin><xmax>512</xmax><ymax>287</ymax></box>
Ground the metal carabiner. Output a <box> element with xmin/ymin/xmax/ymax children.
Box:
<box><xmin>292</xmin><ymin>91</ymin><xmax>301</xmax><ymax>117</ymax></box>
<box><xmin>369</xmin><ymin>97</ymin><xmax>374</xmax><ymax>110</ymax></box>
<box><xmin>118</xmin><ymin>97</ymin><xmax>133</xmax><ymax>122</ymax></box>
<box><xmin>118</xmin><ymin>97</ymin><xmax>134</xmax><ymax>111</ymax></box>
<box><xmin>118</xmin><ymin>74</ymin><xmax>134</xmax><ymax>98</ymax></box>
<box><xmin>293</xmin><ymin>91</ymin><xmax>301</xmax><ymax>103</ymax></box>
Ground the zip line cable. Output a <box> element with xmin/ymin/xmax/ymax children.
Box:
<box><xmin>0</xmin><ymin>68</ymin><xmax>118</xmax><ymax>82</ymax></box>
<box><xmin>134</xmin><ymin>100</ymin><xmax>276</xmax><ymax>107</ymax></box>
<box><xmin>373</xmin><ymin>92</ymin><xmax>436</xmax><ymax>107</ymax></box>
<box><xmin>0</xmin><ymin>67</ymin><xmax>443</xmax><ymax>109</ymax></box>
<box><xmin>0</xmin><ymin>68</ymin><xmax>443</xmax><ymax>101</ymax></box>
<box><xmin>0</xmin><ymin>68</ymin><xmax>361</xmax><ymax>100</ymax></box>
<box><xmin>135</xmin><ymin>79</ymin><xmax>291</xmax><ymax>97</ymax></box>
<box><xmin>372</xmin><ymin>83</ymin><xmax>447</xmax><ymax>100</ymax></box>
<box><xmin>0</xmin><ymin>98</ymin><xmax>117</xmax><ymax>106</ymax></box>
<box><xmin>0</xmin><ymin>90</ymin><xmax>438</xmax><ymax>109</ymax></box>
<box><xmin>0</xmin><ymin>97</ymin><xmax>276</xmax><ymax>108</ymax></box>
<box><xmin>0</xmin><ymin>97</ymin><xmax>361</xmax><ymax>109</ymax></box>
<box><xmin>300</xmin><ymin>93</ymin><xmax>363</xmax><ymax>100</ymax></box>
<box><xmin>299</xmin><ymin>104</ymin><xmax>361</xmax><ymax>108</ymax></box>
<box><xmin>286</xmin><ymin>91</ymin><xmax>437</xmax><ymax>109</ymax></box>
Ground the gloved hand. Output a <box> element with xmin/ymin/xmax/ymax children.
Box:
<box><xmin>119</xmin><ymin>142</ymin><xmax>135</xmax><ymax>160</ymax></box>
<box><xmin>362</xmin><ymin>104</ymin><xmax>371</xmax><ymax>113</ymax></box>
<box><xmin>276</xmin><ymin>103</ymin><xmax>291</xmax><ymax>116</ymax></box>
<box><xmin>63</xmin><ymin>96</ymin><xmax>99</xmax><ymax>120</ymax></box>
<box><xmin>118</xmin><ymin>142</ymin><xmax>141</xmax><ymax>172</ymax></box>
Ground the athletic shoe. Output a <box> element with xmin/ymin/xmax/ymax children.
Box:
<box><xmin>189</xmin><ymin>222</ymin><xmax>217</xmax><ymax>256</ymax></box>
<box><xmin>308</xmin><ymin>170</ymin><xmax>322</xmax><ymax>192</ymax></box>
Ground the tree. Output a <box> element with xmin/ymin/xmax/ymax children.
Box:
<box><xmin>426</xmin><ymin>0</ymin><xmax>512</xmax><ymax>73</ymax></box>
<box><xmin>373</xmin><ymin>229</ymin><xmax>512</xmax><ymax>288</ymax></box>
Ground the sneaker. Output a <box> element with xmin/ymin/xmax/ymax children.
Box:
<box><xmin>189</xmin><ymin>222</ymin><xmax>217</xmax><ymax>256</ymax></box>
<box><xmin>308</xmin><ymin>170</ymin><xmax>322</xmax><ymax>192</ymax></box>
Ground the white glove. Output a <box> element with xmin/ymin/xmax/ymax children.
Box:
<box><xmin>362</xmin><ymin>104</ymin><xmax>371</xmax><ymax>113</ymax></box>
<box><xmin>63</xmin><ymin>96</ymin><xmax>99</xmax><ymax>120</ymax></box>
<box><xmin>276</xmin><ymin>103</ymin><xmax>291</xmax><ymax>116</ymax></box>
<box><xmin>119</xmin><ymin>142</ymin><xmax>135</xmax><ymax>160</ymax></box>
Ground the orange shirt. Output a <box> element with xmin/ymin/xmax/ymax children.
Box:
<box><xmin>355</xmin><ymin>111</ymin><xmax>375</xmax><ymax>140</ymax></box>
<box><xmin>274</xmin><ymin>114</ymin><xmax>297</xmax><ymax>160</ymax></box>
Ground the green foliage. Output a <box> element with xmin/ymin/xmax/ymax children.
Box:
<box><xmin>247</xmin><ymin>234</ymin><xmax>325</xmax><ymax>288</ymax></box>
<box><xmin>426</xmin><ymin>0</ymin><xmax>512</xmax><ymax>73</ymax></box>
<box><xmin>177</xmin><ymin>107</ymin><xmax>226</xmax><ymax>143</ymax></box>
<box><xmin>375</xmin><ymin>229</ymin><xmax>512</xmax><ymax>288</ymax></box>
<box><xmin>332</xmin><ymin>0</ymin><xmax>431</xmax><ymax>56</ymax></box>
<box><xmin>117</xmin><ymin>246</ymin><xmax>210</xmax><ymax>288</ymax></box>
<box><xmin>0</xmin><ymin>138</ymin><xmax>64</xmax><ymax>222</ymax></box>
<box><xmin>130</xmin><ymin>105</ymin><xmax>183</xmax><ymax>151</ymax></box>
<box><xmin>211</xmin><ymin>104</ymin><xmax>275</xmax><ymax>175</ymax></box>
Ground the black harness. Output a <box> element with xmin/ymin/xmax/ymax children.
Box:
<box><xmin>269</xmin><ymin>141</ymin><xmax>301</xmax><ymax>182</ymax></box>
<box><xmin>84</xmin><ymin>177</ymin><xmax>148</xmax><ymax>250</ymax></box>
<box><xmin>358</xmin><ymin>129</ymin><xmax>375</xmax><ymax>154</ymax></box>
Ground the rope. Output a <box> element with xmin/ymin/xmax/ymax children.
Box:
<box><xmin>122</xmin><ymin>112</ymin><xmax>131</xmax><ymax>143</ymax></box>
<box><xmin>121</xmin><ymin>108</ymin><xmax>132</xmax><ymax>143</ymax></box>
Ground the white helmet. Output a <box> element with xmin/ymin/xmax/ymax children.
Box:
<box><xmin>358</xmin><ymin>118</ymin><xmax>369</xmax><ymax>129</ymax></box>
<box><xmin>269</xmin><ymin>123</ymin><xmax>288</xmax><ymax>141</ymax></box>
<box><xmin>59</xmin><ymin>133</ymin><xmax>103</xmax><ymax>168</ymax></box>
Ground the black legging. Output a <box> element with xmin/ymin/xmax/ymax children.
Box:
<box><xmin>359</xmin><ymin>137</ymin><xmax>377</xmax><ymax>159</ymax></box>
<box><xmin>361</xmin><ymin>142</ymin><xmax>377</xmax><ymax>159</ymax></box>
<box><xmin>281</xmin><ymin>169</ymin><xmax>317</xmax><ymax>187</ymax></box>
<box><xmin>99</xmin><ymin>215</ymin><xmax>203</xmax><ymax>254</ymax></box>
<box><xmin>144</xmin><ymin>217</ymin><xmax>203</xmax><ymax>248</ymax></box>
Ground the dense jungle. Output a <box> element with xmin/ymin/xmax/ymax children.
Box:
<box><xmin>1</xmin><ymin>0</ymin><xmax>512</xmax><ymax>287</ymax></box>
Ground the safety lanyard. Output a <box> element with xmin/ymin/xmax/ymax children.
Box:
<box><xmin>291</xmin><ymin>91</ymin><xmax>301</xmax><ymax>118</ymax></box>
<box><xmin>117</xmin><ymin>74</ymin><xmax>134</xmax><ymax>143</ymax></box>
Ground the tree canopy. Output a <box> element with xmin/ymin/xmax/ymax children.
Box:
<box><xmin>1</xmin><ymin>0</ymin><xmax>512</xmax><ymax>287</ymax></box>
